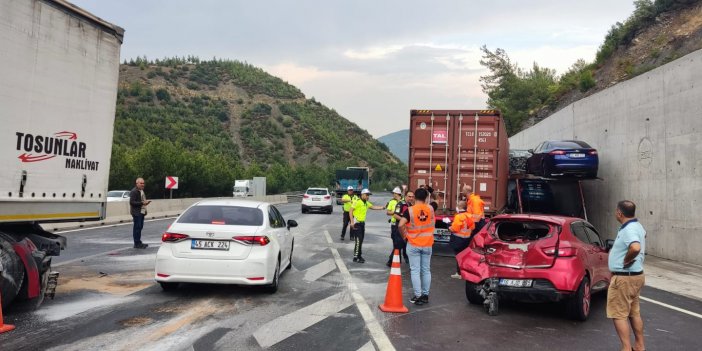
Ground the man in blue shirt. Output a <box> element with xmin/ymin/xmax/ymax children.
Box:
<box><xmin>607</xmin><ymin>200</ymin><xmax>646</xmax><ymax>351</ymax></box>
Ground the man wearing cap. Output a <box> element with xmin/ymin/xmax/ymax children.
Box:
<box><xmin>385</xmin><ymin>187</ymin><xmax>404</xmax><ymax>266</ymax></box>
<box><xmin>340</xmin><ymin>186</ymin><xmax>358</xmax><ymax>241</ymax></box>
<box><xmin>349</xmin><ymin>189</ymin><xmax>384</xmax><ymax>263</ymax></box>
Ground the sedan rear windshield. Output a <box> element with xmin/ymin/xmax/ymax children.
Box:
<box><xmin>178</xmin><ymin>205</ymin><xmax>263</xmax><ymax>226</ymax></box>
<box><xmin>306</xmin><ymin>189</ymin><xmax>328</xmax><ymax>195</ymax></box>
<box><xmin>107</xmin><ymin>191</ymin><xmax>126</xmax><ymax>197</ymax></box>
<box><xmin>493</xmin><ymin>221</ymin><xmax>555</xmax><ymax>241</ymax></box>
<box><xmin>550</xmin><ymin>141</ymin><xmax>591</xmax><ymax>149</ymax></box>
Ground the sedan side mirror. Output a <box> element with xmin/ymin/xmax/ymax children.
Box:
<box><xmin>605</xmin><ymin>239</ymin><xmax>615</xmax><ymax>251</ymax></box>
<box><xmin>287</xmin><ymin>219</ymin><xmax>298</xmax><ymax>229</ymax></box>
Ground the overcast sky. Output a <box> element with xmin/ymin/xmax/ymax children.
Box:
<box><xmin>72</xmin><ymin>0</ymin><xmax>635</xmax><ymax>138</ymax></box>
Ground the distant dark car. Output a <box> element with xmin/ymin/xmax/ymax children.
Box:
<box><xmin>526</xmin><ymin>140</ymin><xmax>598</xmax><ymax>178</ymax></box>
<box><xmin>456</xmin><ymin>214</ymin><xmax>611</xmax><ymax>320</ymax></box>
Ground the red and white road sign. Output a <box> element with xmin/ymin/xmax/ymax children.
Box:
<box><xmin>165</xmin><ymin>176</ymin><xmax>178</xmax><ymax>190</ymax></box>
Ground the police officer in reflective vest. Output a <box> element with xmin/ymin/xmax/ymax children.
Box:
<box><xmin>446</xmin><ymin>200</ymin><xmax>475</xmax><ymax>278</ymax></box>
<box><xmin>340</xmin><ymin>186</ymin><xmax>358</xmax><ymax>241</ymax></box>
<box><xmin>399</xmin><ymin>187</ymin><xmax>435</xmax><ymax>305</ymax></box>
<box><xmin>385</xmin><ymin>187</ymin><xmax>404</xmax><ymax>266</ymax></box>
<box><xmin>349</xmin><ymin>189</ymin><xmax>384</xmax><ymax>263</ymax></box>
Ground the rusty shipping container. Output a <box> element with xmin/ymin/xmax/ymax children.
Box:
<box><xmin>408</xmin><ymin>110</ymin><xmax>509</xmax><ymax>222</ymax></box>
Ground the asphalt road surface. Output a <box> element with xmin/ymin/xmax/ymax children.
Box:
<box><xmin>2</xmin><ymin>195</ymin><xmax>701</xmax><ymax>350</ymax></box>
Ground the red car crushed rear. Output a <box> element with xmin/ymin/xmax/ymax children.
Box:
<box><xmin>457</xmin><ymin>214</ymin><xmax>611</xmax><ymax>320</ymax></box>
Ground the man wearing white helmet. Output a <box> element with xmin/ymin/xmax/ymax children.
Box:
<box><xmin>340</xmin><ymin>186</ymin><xmax>358</xmax><ymax>241</ymax></box>
<box><xmin>386</xmin><ymin>187</ymin><xmax>405</xmax><ymax>266</ymax></box>
<box><xmin>349</xmin><ymin>188</ymin><xmax>384</xmax><ymax>263</ymax></box>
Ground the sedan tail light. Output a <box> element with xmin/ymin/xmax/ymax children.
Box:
<box><xmin>162</xmin><ymin>232</ymin><xmax>190</xmax><ymax>242</ymax></box>
<box><xmin>549</xmin><ymin>150</ymin><xmax>566</xmax><ymax>155</ymax></box>
<box><xmin>303</xmin><ymin>194</ymin><xmax>310</xmax><ymax>199</ymax></box>
<box><xmin>324</xmin><ymin>195</ymin><xmax>331</xmax><ymax>200</ymax></box>
<box><xmin>233</xmin><ymin>235</ymin><xmax>270</xmax><ymax>246</ymax></box>
<box><xmin>542</xmin><ymin>246</ymin><xmax>578</xmax><ymax>257</ymax></box>
<box><xmin>588</xmin><ymin>150</ymin><xmax>598</xmax><ymax>155</ymax></box>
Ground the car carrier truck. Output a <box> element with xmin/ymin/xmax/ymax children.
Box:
<box><xmin>0</xmin><ymin>0</ymin><xmax>124</xmax><ymax>310</ymax></box>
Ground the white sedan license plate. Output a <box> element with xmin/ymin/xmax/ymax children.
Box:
<box><xmin>312</xmin><ymin>198</ymin><xmax>320</xmax><ymax>201</ymax></box>
<box><xmin>499</xmin><ymin>279</ymin><xmax>533</xmax><ymax>287</ymax></box>
<box><xmin>191</xmin><ymin>239</ymin><xmax>230</xmax><ymax>250</ymax></box>
<box><xmin>569</xmin><ymin>153</ymin><xmax>585</xmax><ymax>158</ymax></box>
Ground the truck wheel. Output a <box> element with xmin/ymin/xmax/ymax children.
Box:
<box><xmin>0</xmin><ymin>235</ymin><xmax>25</xmax><ymax>310</ymax></box>
<box><xmin>465</xmin><ymin>281</ymin><xmax>484</xmax><ymax>305</ymax></box>
<box><xmin>567</xmin><ymin>276</ymin><xmax>591</xmax><ymax>321</ymax></box>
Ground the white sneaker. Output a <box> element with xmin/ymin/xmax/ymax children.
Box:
<box><xmin>450</xmin><ymin>273</ymin><xmax>461</xmax><ymax>279</ymax></box>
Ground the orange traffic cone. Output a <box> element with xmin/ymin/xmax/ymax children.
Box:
<box><xmin>379</xmin><ymin>249</ymin><xmax>409</xmax><ymax>313</ymax></box>
<box><xmin>0</xmin><ymin>293</ymin><xmax>16</xmax><ymax>333</ymax></box>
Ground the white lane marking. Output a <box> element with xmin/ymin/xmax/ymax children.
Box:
<box><xmin>640</xmin><ymin>296</ymin><xmax>702</xmax><ymax>319</ymax></box>
<box><xmin>54</xmin><ymin>247</ymin><xmax>134</xmax><ymax>267</ymax></box>
<box><xmin>323</xmin><ymin>230</ymin><xmax>396</xmax><ymax>351</ymax></box>
<box><xmin>303</xmin><ymin>258</ymin><xmax>337</xmax><ymax>282</ymax></box>
<box><xmin>358</xmin><ymin>341</ymin><xmax>377</xmax><ymax>351</ymax></box>
<box><xmin>55</xmin><ymin>217</ymin><xmax>174</xmax><ymax>234</ymax></box>
<box><xmin>253</xmin><ymin>291</ymin><xmax>355</xmax><ymax>348</ymax></box>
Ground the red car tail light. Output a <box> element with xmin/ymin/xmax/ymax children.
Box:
<box><xmin>156</xmin><ymin>273</ymin><xmax>170</xmax><ymax>278</ymax></box>
<box><xmin>303</xmin><ymin>194</ymin><xmax>310</xmax><ymax>199</ymax></box>
<box><xmin>162</xmin><ymin>232</ymin><xmax>190</xmax><ymax>242</ymax></box>
<box><xmin>233</xmin><ymin>236</ymin><xmax>270</xmax><ymax>246</ymax></box>
<box><xmin>542</xmin><ymin>246</ymin><xmax>578</xmax><ymax>257</ymax></box>
<box><xmin>588</xmin><ymin>150</ymin><xmax>598</xmax><ymax>155</ymax></box>
<box><xmin>324</xmin><ymin>195</ymin><xmax>331</xmax><ymax>200</ymax></box>
<box><xmin>549</xmin><ymin>150</ymin><xmax>566</xmax><ymax>155</ymax></box>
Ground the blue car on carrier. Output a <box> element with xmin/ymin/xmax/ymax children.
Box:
<box><xmin>526</xmin><ymin>140</ymin><xmax>598</xmax><ymax>178</ymax></box>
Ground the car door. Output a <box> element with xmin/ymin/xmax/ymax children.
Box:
<box><xmin>268</xmin><ymin>206</ymin><xmax>288</xmax><ymax>264</ymax></box>
<box><xmin>527</xmin><ymin>142</ymin><xmax>545</xmax><ymax>174</ymax></box>
<box><xmin>570</xmin><ymin>221</ymin><xmax>595</xmax><ymax>275</ymax></box>
<box><xmin>582</xmin><ymin>223</ymin><xmax>610</xmax><ymax>288</ymax></box>
<box><xmin>273</xmin><ymin>205</ymin><xmax>291</xmax><ymax>259</ymax></box>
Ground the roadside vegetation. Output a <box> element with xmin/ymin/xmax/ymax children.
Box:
<box><xmin>110</xmin><ymin>58</ymin><xmax>405</xmax><ymax>198</ymax></box>
<box><xmin>480</xmin><ymin>0</ymin><xmax>700</xmax><ymax>135</ymax></box>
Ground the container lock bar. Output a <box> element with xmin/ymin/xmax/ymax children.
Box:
<box><xmin>19</xmin><ymin>170</ymin><xmax>27</xmax><ymax>198</ymax></box>
<box><xmin>81</xmin><ymin>174</ymin><xmax>87</xmax><ymax>197</ymax></box>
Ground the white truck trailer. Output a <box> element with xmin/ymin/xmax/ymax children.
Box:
<box><xmin>0</xmin><ymin>0</ymin><xmax>124</xmax><ymax>309</ymax></box>
<box><xmin>233</xmin><ymin>179</ymin><xmax>254</xmax><ymax>197</ymax></box>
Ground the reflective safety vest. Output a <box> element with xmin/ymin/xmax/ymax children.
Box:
<box><xmin>342</xmin><ymin>194</ymin><xmax>358</xmax><ymax>212</ymax></box>
<box><xmin>352</xmin><ymin>199</ymin><xmax>373</xmax><ymax>222</ymax></box>
<box><xmin>450</xmin><ymin>212</ymin><xmax>475</xmax><ymax>238</ymax></box>
<box><xmin>468</xmin><ymin>193</ymin><xmax>485</xmax><ymax>222</ymax></box>
<box><xmin>386</xmin><ymin>199</ymin><xmax>399</xmax><ymax>224</ymax></box>
<box><xmin>406</xmin><ymin>203</ymin><xmax>435</xmax><ymax>247</ymax></box>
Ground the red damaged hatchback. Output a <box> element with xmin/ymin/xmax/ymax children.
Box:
<box><xmin>456</xmin><ymin>214</ymin><xmax>611</xmax><ymax>320</ymax></box>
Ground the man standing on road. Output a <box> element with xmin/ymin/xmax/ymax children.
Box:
<box><xmin>607</xmin><ymin>200</ymin><xmax>646</xmax><ymax>351</ymax></box>
<box><xmin>399</xmin><ymin>188</ymin><xmax>435</xmax><ymax>306</ymax></box>
<box><xmin>340</xmin><ymin>186</ymin><xmax>358</xmax><ymax>241</ymax></box>
<box><xmin>349</xmin><ymin>189</ymin><xmax>384</xmax><ymax>263</ymax></box>
<box><xmin>446</xmin><ymin>200</ymin><xmax>475</xmax><ymax>279</ymax></box>
<box><xmin>465</xmin><ymin>185</ymin><xmax>486</xmax><ymax>235</ymax></box>
<box><xmin>129</xmin><ymin>177</ymin><xmax>151</xmax><ymax>249</ymax></box>
<box><xmin>385</xmin><ymin>187</ymin><xmax>403</xmax><ymax>266</ymax></box>
<box><xmin>391</xmin><ymin>191</ymin><xmax>414</xmax><ymax>264</ymax></box>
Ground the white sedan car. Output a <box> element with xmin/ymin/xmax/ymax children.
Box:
<box><xmin>301</xmin><ymin>187</ymin><xmax>334</xmax><ymax>214</ymax></box>
<box><xmin>106</xmin><ymin>190</ymin><xmax>130</xmax><ymax>202</ymax></box>
<box><xmin>154</xmin><ymin>199</ymin><xmax>296</xmax><ymax>293</ymax></box>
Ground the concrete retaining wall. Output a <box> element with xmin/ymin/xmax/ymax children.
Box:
<box><xmin>509</xmin><ymin>49</ymin><xmax>702</xmax><ymax>265</ymax></box>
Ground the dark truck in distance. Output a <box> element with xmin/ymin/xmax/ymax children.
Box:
<box><xmin>333</xmin><ymin>167</ymin><xmax>370</xmax><ymax>204</ymax></box>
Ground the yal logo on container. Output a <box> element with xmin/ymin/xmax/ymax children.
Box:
<box><xmin>432</xmin><ymin>131</ymin><xmax>448</xmax><ymax>144</ymax></box>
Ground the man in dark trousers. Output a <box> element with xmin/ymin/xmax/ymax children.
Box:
<box><xmin>129</xmin><ymin>177</ymin><xmax>151</xmax><ymax>249</ymax></box>
<box><xmin>340</xmin><ymin>186</ymin><xmax>358</xmax><ymax>241</ymax></box>
<box><xmin>390</xmin><ymin>190</ymin><xmax>414</xmax><ymax>265</ymax></box>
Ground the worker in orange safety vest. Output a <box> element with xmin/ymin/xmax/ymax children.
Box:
<box><xmin>443</xmin><ymin>200</ymin><xmax>475</xmax><ymax>279</ymax></box>
<box><xmin>464</xmin><ymin>185</ymin><xmax>486</xmax><ymax>235</ymax></box>
<box><xmin>399</xmin><ymin>187</ymin><xmax>435</xmax><ymax>306</ymax></box>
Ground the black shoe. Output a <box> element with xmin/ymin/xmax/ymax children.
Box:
<box><xmin>409</xmin><ymin>295</ymin><xmax>425</xmax><ymax>305</ymax></box>
<box><xmin>356</xmin><ymin>256</ymin><xmax>365</xmax><ymax>263</ymax></box>
<box><xmin>134</xmin><ymin>243</ymin><xmax>148</xmax><ymax>249</ymax></box>
<box><xmin>419</xmin><ymin>294</ymin><xmax>429</xmax><ymax>304</ymax></box>
<box><xmin>353</xmin><ymin>257</ymin><xmax>358</xmax><ymax>262</ymax></box>
<box><xmin>340</xmin><ymin>236</ymin><xmax>344</xmax><ymax>241</ymax></box>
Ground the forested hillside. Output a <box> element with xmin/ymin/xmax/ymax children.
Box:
<box><xmin>110</xmin><ymin>57</ymin><xmax>404</xmax><ymax>198</ymax></box>
<box><xmin>480</xmin><ymin>0</ymin><xmax>701</xmax><ymax>135</ymax></box>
